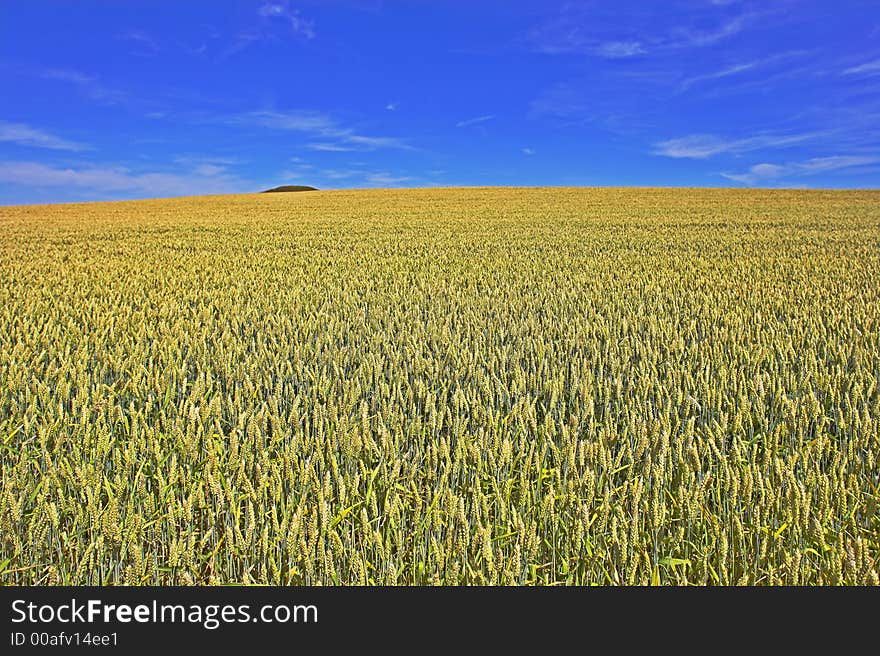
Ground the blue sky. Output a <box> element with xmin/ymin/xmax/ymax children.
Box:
<box><xmin>1</xmin><ymin>0</ymin><xmax>879</xmax><ymax>204</ymax></box>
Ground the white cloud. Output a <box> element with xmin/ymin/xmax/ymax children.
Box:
<box><xmin>528</xmin><ymin>6</ymin><xmax>758</xmax><ymax>57</ymax></box>
<box><xmin>522</xmin><ymin>148</ymin><xmax>535</xmax><ymax>156</ymax></box>
<box><xmin>722</xmin><ymin>163</ymin><xmax>787</xmax><ymax>184</ymax></box>
<box><xmin>385</xmin><ymin>103</ymin><xmax>397</xmax><ymax>111</ymax></box>
<box><xmin>0</xmin><ymin>121</ymin><xmax>89</xmax><ymax>151</ymax></box>
<box><xmin>257</xmin><ymin>3</ymin><xmax>315</xmax><ymax>39</ymax></box>
<box><xmin>722</xmin><ymin>155</ymin><xmax>879</xmax><ymax>185</ymax></box>
<box><xmin>798</xmin><ymin>155</ymin><xmax>879</xmax><ymax>173</ymax></box>
<box><xmin>527</xmin><ymin>16</ymin><xmax>643</xmax><ymax>57</ymax></box>
<box><xmin>38</xmin><ymin>68</ymin><xmax>127</xmax><ymax>105</ymax></box>
<box><xmin>528</xmin><ymin>82</ymin><xmax>590</xmax><ymax>119</ymax></box>
<box><xmin>530</xmin><ymin>33</ymin><xmax>645</xmax><ymax>58</ymax></box>
<box><xmin>221</xmin><ymin>4</ymin><xmax>315</xmax><ymax>58</ymax></box>
<box><xmin>239</xmin><ymin>110</ymin><xmax>410</xmax><ymax>150</ymax></box>
<box><xmin>680</xmin><ymin>61</ymin><xmax>757</xmax><ymax>89</ymax></box>
<box><xmin>258</xmin><ymin>4</ymin><xmax>286</xmax><ymax>17</ymax></box>
<box><xmin>455</xmin><ymin>114</ymin><xmax>496</xmax><ymax>128</ymax></box>
<box><xmin>39</xmin><ymin>69</ymin><xmax>95</xmax><ymax>84</ymax></box>
<box><xmin>173</xmin><ymin>154</ymin><xmax>240</xmax><ymax>167</ymax></box>
<box><xmin>678</xmin><ymin>51</ymin><xmax>809</xmax><ymax>92</ymax></box>
<box><xmin>0</xmin><ymin>160</ymin><xmax>252</xmax><ymax>198</ymax></box>
<box><xmin>655</xmin><ymin>135</ymin><xmax>740</xmax><ymax>159</ymax></box>
<box><xmin>278</xmin><ymin>162</ymin><xmax>415</xmax><ymax>189</ymax></box>
<box><xmin>654</xmin><ymin>132</ymin><xmax>817</xmax><ymax>159</ymax></box>
<box><xmin>244</xmin><ymin>110</ymin><xmax>335</xmax><ymax>133</ymax></box>
<box><xmin>346</xmin><ymin>135</ymin><xmax>410</xmax><ymax>149</ymax></box>
<box><xmin>677</xmin><ymin>13</ymin><xmax>750</xmax><ymax>47</ymax></box>
<box><xmin>306</xmin><ymin>142</ymin><xmax>359</xmax><ymax>152</ymax></box>
<box><xmin>842</xmin><ymin>59</ymin><xmax>880</xmax><ymax>76</ymax></box>
<box><xmin>193</xmin><ymin>163</ymin><xmax>226</xmax><ymax>177</ymax></box>
<box><xmin>220</xmin><ymin>32</ymin><xmax>263</xmax><ymax>59</ymax></box>
<box><xmin>364</xmin><ymin>172</ymin><xmax>413</xmax><ymax>186</ymax></box>
<box><xmin>594</xmin><ymin>41</ymin><xmax>645</xmax><ymax>58</ymax></box>
<box><xmin>116</xmin><ymin>30</ymin><xmax>160</xmax><ymax>55</ymax></box>
<box><xmin>321</xmin><ymin>169</ymin><xmax>360</xmax><ymax>179</ymax></box>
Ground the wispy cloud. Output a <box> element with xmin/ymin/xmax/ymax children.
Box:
<box><xmin>237</xmin><ymin>110</ymin><xmax>410</xmax><ymax>150</ymax></box>
<box><xmin>0</xmin><ymin>121</ymin><xmax>89</xmax><ymax>151</ymax></box>
<box><xmin>528</xmin><ymin>24</ymin><xmax>645</xmax><ymax>58</ymax></box>
<box><xmin>38</xmin><ymin>68</ymin><xmax>127</xmax><ymax>105</ymax></box>
<box><xmin>525</xmin><ymin>8</ymin><xmax>643</xmax><ymax>58</ymax></box>
<box><xmin>679</xmin><ymin>61</ymin><xmax>757</xmax><ymax>90</ymax></box>
<box><xmin>0</xmin><ymin>160</ymin><xmax>253</xmax><ymax>199</ymax></box>
<box><xmin>842</xmin><ymin>59</ymin><xmax>880</xmax><ymax>76</ymax></box>
<box><xmin>173</xmin><ymin>154</ymin><xmax>241</xmax><ymax>169</ymax></box>
<box><xmin>320</xmin><ymin>169</ymin><xmax>360</xmax><ymax>180</ymax></box>
<box><xmin>722</xmin><ymin>155</ymin><xmax>880</xmax><ymax>185</ymax></box>
<box><xmin>345</xmin><ymin>135</ymin><xmax>409</xmax><ymax>149</ymax></box>
<box><xmin>527</xmin><ymin>6</ymin><xmax>761</xmax><ymax>58</ymax></box>
<box><xmin>39</xmin><ymin>68</ymin><xmax>94</xmax><ymax>84</ymax></box>
<box><xmin>280</xmin><ymin>163</ymin><xmax>415</xmax><ymax>188</ymax></box>
<box><xmin>116</xmin><ymin>30</ymin><xmax>161</xmax><ymax>56</ymax></box>
<box><xmin>220</xmin><ymin>32</ymin><xmax>264</xmax><ymax>60</ymax></box>
<box><xmin>385</xmin><ymin>103</ymin><xmax>397</xmax><ymax>111</ymax></box>
<box><xmin>674</xmin><ymin>13</ymin><xmax>751</xmax><ymax>48</ymax></box>
<box><xmin>678</xmin><ymin>50</ymin><xmax>811</xmax><ymax>93</ymax></box>
<box><xmin>363</xmin><ymin>172</ymin><xmax>413</xmax><ymax>186</ymax></box>
<box><xmin>797</xmin><ymin>156</ymin><xmax>879</xmax><ymax>173</ymax></box>
<box><xmin>257</xmin><ymin>3</ymin><xmax>315</xmax><ymax>39</ymax></box>
<box><xmin>220</xmin><ymin>4</ymin><xmax>315</xmax><ymax>59</ymax></box>
<box><xmin>306</xmin><ymin>142</ymin><xmax>359</xmax><ymax>152</ymax></box>
<box><xmin>594</xmin><ymin>41</ymin><xmax>645</xmax><ymax>58</ymax></box>
<box><xmin>522</xmin><ymin>148</ymin><xmax>535</xmax><ymax>156</ymax></box>
<box><xmin>529</xmin><ymin>83</ymin><xmax>591</xmax><ymax>119</ymax></box>
<box><xmin>654</xmin><ymin>132</ymin><xmax>818</xmax><ymax>159</ymax></box>
<box><xmin>455</xmin><ymin>114</ymin><xmax>496</xmax><ymax>128</ymax></box>
<box><xmin>721</xmin><ymin>163</ymin><xmax>786</xmax><ymax>184</ymax></box>
<box><xmin>242</xmin><ymin>111</ymin><xmax>337</xmax><ymax>133</ymax></box>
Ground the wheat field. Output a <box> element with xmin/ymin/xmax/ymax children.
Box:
<box><xmin>1</xmin><ymin>187</ymin><xmax>878</xmax><ymax>585</ymax></box>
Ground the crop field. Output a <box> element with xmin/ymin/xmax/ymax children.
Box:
<box><xmin>1</xmin><ymin>187</ymin><xmax>878</xmax><ymax>585</ymax></box>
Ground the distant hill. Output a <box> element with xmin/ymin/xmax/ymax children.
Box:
<box><xmin>261</xmin><ymin>185</ymin><xmax>318</xmax><ymax>193</ymax></box>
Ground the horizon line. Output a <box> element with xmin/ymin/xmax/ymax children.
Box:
<box><xmin>3</xmin><ymin>183</ymin><xmax>880</xmax><ymax>208</ymax></box>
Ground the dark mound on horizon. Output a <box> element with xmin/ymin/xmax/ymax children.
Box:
<box><xmin>261</xmin><ymin>185</ymin><xmax>319</xmax><ymax>193</ymax></box>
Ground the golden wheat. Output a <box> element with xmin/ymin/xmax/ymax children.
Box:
<box><xmin>1</xmin><ymin>187</ymin><xmax>878</xmax><ymax>585</ymax></box>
